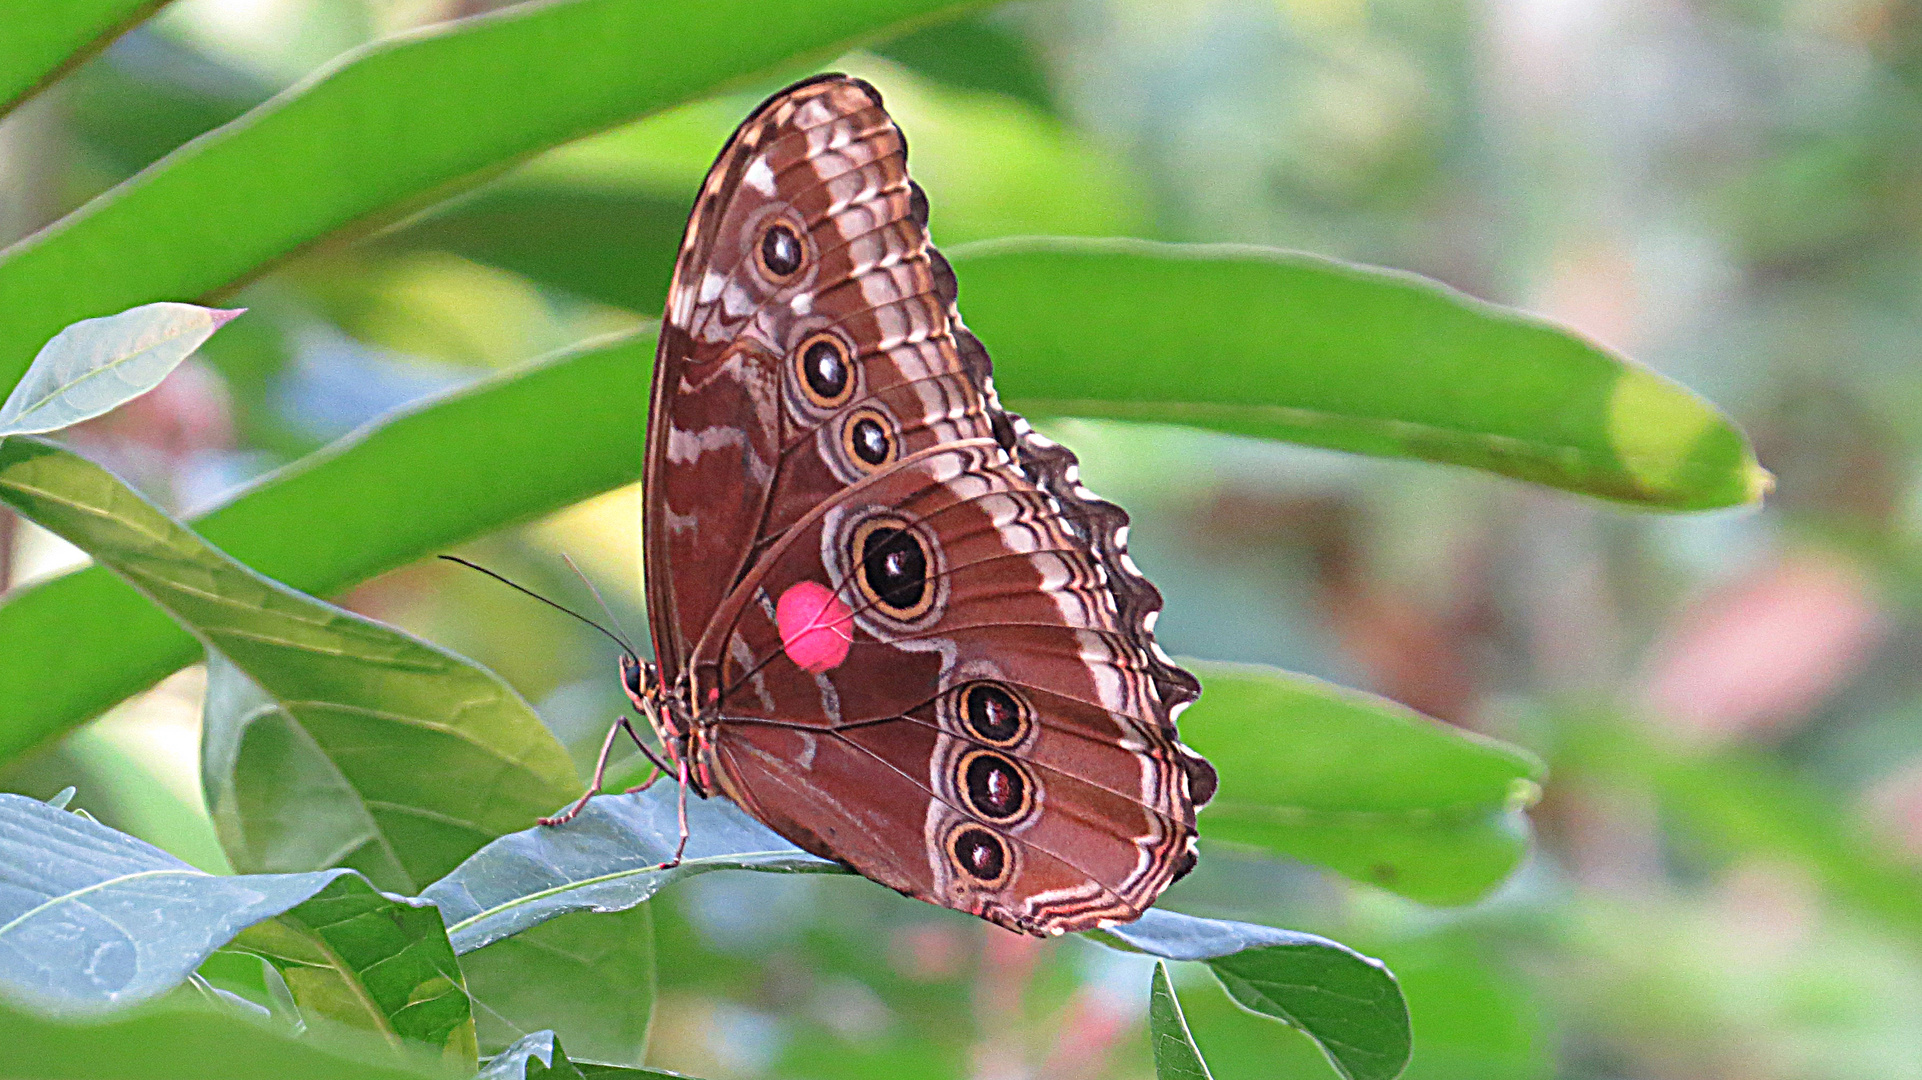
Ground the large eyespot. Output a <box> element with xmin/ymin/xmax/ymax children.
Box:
<box><xmin>851</xmin><ymin>517</ymin><xmax>933</xmax><ymax>619</ymax></box>
<box><xmin>840</xmin><ymin>408</ymin><xmax>895</xmax><ymax>471</ymax></box>
<box><xmin>947</xmin><ymin>825</ymin><xmax>1009</xmax><ymax>885</ymax></box>
<box><xmin>960</xmin><ymin>682</ymin><xmax>1028</xmax><ymax>747</ymax></box>
<box><xmin>794</xmin><ymin>333</ymin><xmax>852</xmax><ymax>407</ymax></box>
<box><xmin>958</xmin><ymin>750</ymin><xmax>1031</xmax><ymax>822</ymax></box>
<box><xmin>758</xmin><ymin>222</ymin><xmax>804</xmax><ymax>279</ymax></box>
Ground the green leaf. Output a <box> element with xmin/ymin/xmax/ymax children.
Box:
<box><xmin>0</xmin><ymin>0</ymin><xmax>983</xmax><ymax>391</ymax></box>
<box><xmin>423</xmin><ymin>788</ymin><xmax>843</xmax><ymax>955</ymax></box>
<box><xmin>0</xmin><ymin>335</ymin><xmax>649</xmax><ymax>768</ymax></box>
<box><xmin>463</xmin><ymin>905</ymin><xmax>655</xmax><ymax>1066</ymax></box>
<box><xmin>0</xmin><ymin>302</ymin><xmax>242</xmax><ymax>437</ymax></box>
<box><xmin>0</xmin><ymin>0</ymin><xmax>169</xmax><ymax>119</ymax></box>
<box><xmin>231</xmin><ymin>875</ymin><xmax>476</xmax><ymax>1065</ymax></box>
<box><xmin>951</xmin><ymin>237</ymin><xmax>1767</xmax><ymax>510</ymax></box>
<box><xmin>0</xmin><ymin>438</ymin><xmax>580</xmax><ymax>891</ymax></box>
<box><xmin>1181</xmin><ymin>661</ymin><xmax>1543</xmax><ymax>906</ymax></box>
<box><xmin>1149</xmin><ymin>963</ymin><xmax>1214</xmax><ymax>1080</ymax></box>
<box><xmin>1099</xmin><ymin>909</ymin><xmax>1410</xmax><ymax>1080</ymax></box>
<box><xmin>482</xmin><ymin>1030</ymin><xmax>683</xmax><ymax>1080</ymax></box>
<box><xmin>0</xmin><ymin>998</ymin><xmax>457</xmax><ymax>1080</ymax></box>
<box><xmin>0</xmin><ymin>792</ymin><xmax>344</xmax><ymax>1013</ymax></box>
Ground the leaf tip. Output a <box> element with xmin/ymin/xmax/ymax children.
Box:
<box><xmin>1743</xmin><ymin>460</ymin><xmax>1775</xmax><ymax>504</ymax></box>
<box><xmin>208</xmin><ymin>308</ymin><xmax>248</xmax><ymax>330</ymax></box>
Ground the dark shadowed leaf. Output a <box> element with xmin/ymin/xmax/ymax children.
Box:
<box><xmin>231</xmin><ymin>874</ymin><xmax>475</xmax><ymax>1065</ymax></box>
<box><xmin>1100</xmin><ymin>909</ymin><xmax>1410</xmax><ymax>1080</ymax></box>
<box><xmin>0</xmin><ymin>0</ymin><xmax>982</xmax><ymax>391</ymax></box>
<box><xmin>0</xmin><ymin>336</ymin><xmax>650</xmax><ymax>768</ymax></box>
<box><xmin>482</xmin><ymin>1030</ymin><xmax>683</xmax><ymax>1080</ymax></box>
<box><xmin>424</xmin><ymin>787</ymin><xmax>842</xmax><ymax>955</ymax></box>
<box><xmin>1150</xmin><ymin>962</ymin><xmax>1214</xmax><ymax>1080</ymax></box>
<box><xmin>0</xmin><ymin>997</ymin><xmax>457</xmax><ymax>1080</ymax></box>
<box><xmin>463</xmin><ymin>904</ymin><xmax>655</xmax><ymax>1066</ymax></box>
<box><xmin>1181</xmin><ymin>660</ymin><xmax>1543</xmax><ymax>905</ymax></box>
<box><xmin>0</xmin><ymin>0</ymin><xmax>169</xmax><ymax>118</ymax></box>
<box><xmin>0</xmin><ymin>438</ymin><xmax>580</xmax><ymax>892</ymax></box>
<box><xmin>953</xmin><ymin>237</ymin><xmax>1766</xmax><ymax>510</ymax></box>
<box><xmin>0</xmin><ymin>302</ymin><xmax>242</xmax><ymax>438</ymax></box>
<box><xmin>0</xmin><ymin>793</ymin><xmax>344</xmax><ymax>1013</ymax></box>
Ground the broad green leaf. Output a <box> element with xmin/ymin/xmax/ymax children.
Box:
<box><xmin>0</xmin><ymin>998</ymin><xmax>456</xmax><ymax>1080</ymax></box>
<box><xmin>0</xmin><ymin>302</ymin><xmax>242</xmax><ymax>437</ymax></box>
<box><xmin>423</xmin><ymin>788</ymin><xmax>842</xmax><ymax>955</ymax></box>
<box><xmin>0</xmin><ymin>336</ymin><xmax>650</xmax><ymax>767</ymax></box>
<box><xmin>0</xmin><ymin>438</ymin><xmax>580</xmax><ymax>891</ymax></box>
<box><xmin>0</xmin><ymin>792</ymin><xmax>345</xmax><ymax>1013</ymax></box>
<box><xmin>952</xmin><ymin>238</ymin><xmax>1767</xmax><ymax>510</ymax></box>
<box><xmin>0</xmin><ymin>0</ymin><xmax>169</xmax><ymax>118</ymax></box>
<box><xmin>463</xmin><ymin>905</ymin><xmax>655</xmax><ymax>1066</ymax></box>
<box><xmin>1150</xmin><ymin>963</ymin><xmax>1214</xmax><ymax>1080</ymax></box>
<box><xmin>0</xmin><ymin>0</ymin><xmax>983</xmax><ymax>391</ymax></box>
<box><xmin>232</xmin><ymin>875</ymin><xmax>476</xmax><ymax>1065</ymax></box>
<box><xmin>1181</xmin><ymin>661</ymin><xmax>1543</xmax><ymax>905</ymax></box>
<box><xmin>482</xmin><ymin>1030</ymin><xmax>682</xmax><ymax>1080</ymax></box>
<box><xmin>1099</xmin><ymin>909</ymin><xmax>1410</xmax><ymax>1080</ymax></box>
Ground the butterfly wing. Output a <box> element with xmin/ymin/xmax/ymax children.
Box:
<box><xmin>644</xmin><ymin>75</ymin><xmax>1214</xmax><ymax>935</ymax></box>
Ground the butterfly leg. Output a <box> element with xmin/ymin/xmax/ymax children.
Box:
<box><xmin>652</xmin><ymin>754</ymin><xmax>693</xmax><ymax>871</ymax></box>
<box><xmin>540</xmin><ymin>715</ymin><xmax>640</xmax><ymax>827</ymax></box>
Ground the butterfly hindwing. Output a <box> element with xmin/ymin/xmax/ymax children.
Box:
<box><xmin>644</xmin><ymin>75</ymin><xmax>1213</xmax><ymax>935</ymax></box>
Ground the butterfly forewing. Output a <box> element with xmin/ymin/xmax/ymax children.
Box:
<box><xmin>644</xmin><ymin>75</ymin><xmax>1213</xmax><ymax>935</ymax></box>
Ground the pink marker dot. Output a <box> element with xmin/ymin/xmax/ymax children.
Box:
<box><xmin>776</xmin><ymin>581</ymin><xmax>854</xmax><ymax>673</ymax></box>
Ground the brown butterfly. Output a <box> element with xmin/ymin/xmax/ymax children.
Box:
<box><xmin>557</xmin><ymin>73</ymin><xmax>1215</xmax><ymax>936</ymax></box>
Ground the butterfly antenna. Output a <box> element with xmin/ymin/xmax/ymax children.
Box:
<box><xmin>559</xmin><ymin>553</ymin><xmax>640</xmax><ymax>658</ymax></box>
<box><xmin>437</xmin><ymin>555</ymin><xmax>637</xmax><ymax>661</ymax></box>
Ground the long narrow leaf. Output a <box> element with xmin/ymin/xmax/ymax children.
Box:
<box><xmin>0</xmin><ymin>0</ymin><xmax>981</xmax><ymax>390</ymax></box>
<box><xmin>0</xmin><ymin>0</ymin><xmax>170</xmax><ymax>118</ymax></box>
<box><xmin>0</xmin><ymin>336</ymin><xmax>649</xmax><ymax>765</ymax></box>
<box><xmin>954</xmin><ymin>237</ymin><xmax>1766</xmax><ymax>510</ymax></box>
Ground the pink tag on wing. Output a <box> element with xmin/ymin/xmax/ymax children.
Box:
<box><xmin>776</xmin><ymin>581</ymin><xmax>854</xmax><ymax>673</ymax></box>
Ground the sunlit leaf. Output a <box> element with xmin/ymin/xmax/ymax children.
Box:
<box><xmin>0</xmin><ymin>0</ymin><xmax>984</xmax><ymax>391</ymax></box>
<box><xmin>1150</xmin><ymin>962</ymin><xmax>1214</xmax><ymax>1080</ymax></box>
<box><xmin>0</xmin><ymin>302</ymin><xmax>241</xmax><ymax>438</ymax></box>
<box><xmin>0</xmin><ymin>792</ymin><xmax>344</xmax><ymax>1013</ymax></box>
<box><xmin>1182</xmin><ymin>660</ymin><xmax>1543</xmax><ymax>905</ymax></box>
<box><xmin>0</xmin><ymin>0</ymin><xmax>168</xmax><ymax>118</ymax></box>
<box><xmin>953</xmin><ymin>237</ymin><xmax>1767</xmax><ymax>510</ymax></box>
<box><xmin>0</xmin><ymin>438</ymin><xmax>580</xmax><ymax>893</ymax></box>
<box><xmin>231</xmin><ymin>875</ymin><xmax>476</xmax><ymax>1065</ymax></box>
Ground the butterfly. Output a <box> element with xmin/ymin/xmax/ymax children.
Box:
<box><xmin>562</xmin><ymin>73</ymin><xmax>1215</xmax><ymax>937</ymax></box>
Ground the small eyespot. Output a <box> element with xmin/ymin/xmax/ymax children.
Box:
<box><xmin>840</xmin><ymin>408</ymin><xmax>895</xmax><ymax>471</ymax></box>
<box><xmin>759</xmin><ymin>223</ymin><xmax>804</xmax><ymax>278</ymax></box>
<box><xmin>795</xmin><ymin>333</ymin><xmax>852</xmax><ymax>407</ymax></box>
<box><xmin>959</xmin><ymin>750</ymin><xmax>1030</xmax><ymax>822</ymax></box>
<box><xmin>852</xmin><ymin>517</ymin><xmax>934</xmax><ymax>619</ymax></box>
<box><xmin>948</xmin><ymin>826</ymin><xmax>1008</xmax><ymax>884</ymax></box>
<box><xmin>961</xmin><ymin>682</ymin><xmax>1027</xmax><ymax>746</ymax></box>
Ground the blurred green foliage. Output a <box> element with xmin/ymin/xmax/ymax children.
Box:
<box><xmin>5</xmin><ymin>0</ymin><xmax>1911</xmax><ymax>1077</ymax></box>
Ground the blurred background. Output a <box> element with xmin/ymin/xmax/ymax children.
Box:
<box><xmin>4</xmin><ymin>0</ymin><xmax>1921</xmax><ymax>1076</ymax></box>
